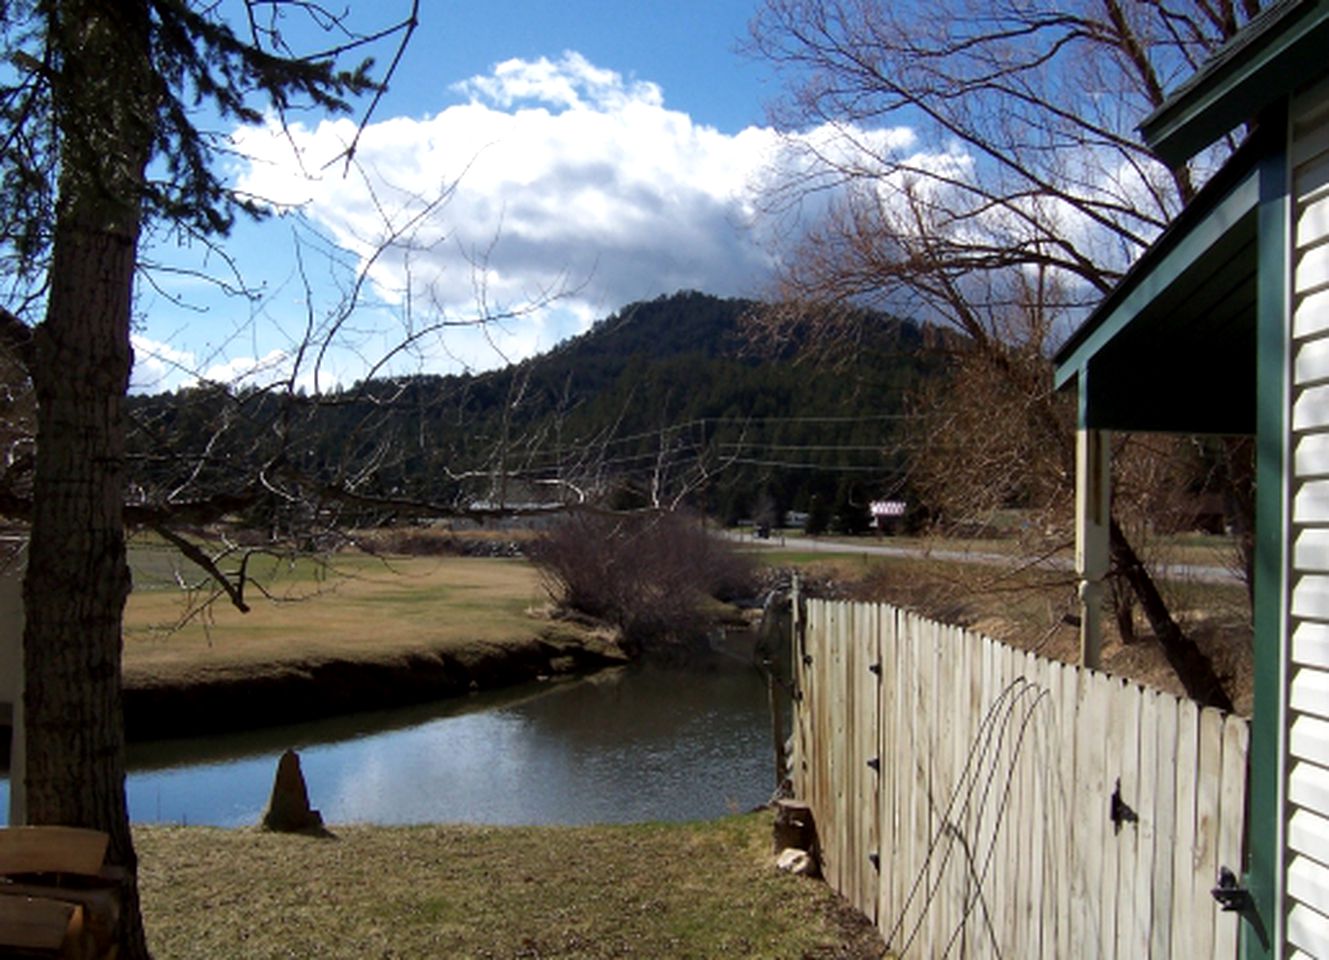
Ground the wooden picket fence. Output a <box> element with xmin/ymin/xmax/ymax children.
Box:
<box><xmin>789</xmin><ymin>595</ymin><xmax>1250</xmax><ymax>959</ymax></box>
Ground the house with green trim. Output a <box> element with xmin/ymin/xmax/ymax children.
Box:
<box><xmin>1053</xmin><ymin>1</ymin><xmax>1329</xmax><ymax>955</ymax></box>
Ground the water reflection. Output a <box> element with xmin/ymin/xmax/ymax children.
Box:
<box><xmin>2</xmin><ymin>661</ymin><xmax>777</xmax><ymax>827</ymax></box>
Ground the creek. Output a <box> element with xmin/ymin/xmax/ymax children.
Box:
<box><xmin>1</xmin><ymin>659</ymin><xmax>778</xmax><ymax>827</ymax></box>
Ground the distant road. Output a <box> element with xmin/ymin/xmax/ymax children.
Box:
<box><xmin>723</xmin><ymin>531</ymin><xmax>1243</xmax><ymax>586</ymax></box>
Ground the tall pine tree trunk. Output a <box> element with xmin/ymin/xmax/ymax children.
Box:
<box><xmin>23</xmin><ymin>3</ymin><xmax>154</xmax><ymax>956</ymax></box>
<box><xmin>24</xmin><ymin>221</ymin><xmax>148</xmax><ymax>957</ymax></box>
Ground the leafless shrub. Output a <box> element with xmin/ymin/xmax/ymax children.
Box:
<box><xmin>529</xmin><ymin>511</ymin><xmax>756</xmax><ymax>655</ymax></box>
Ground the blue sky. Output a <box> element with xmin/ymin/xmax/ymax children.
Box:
<box><xmin>378</xmin><ymin>1</ymin><xmax>775</xmax><ymax>134</ymax></box>
<box><xmin>130</xmin><ymin>1</ymin><xmax>791</xmax><ymax>392</ymax></box>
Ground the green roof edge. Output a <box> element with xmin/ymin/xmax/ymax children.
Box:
<box><xmin>1142</xmin><ymin>0</ymin><xmax>1329</xmax><ymax>166</ymax></box>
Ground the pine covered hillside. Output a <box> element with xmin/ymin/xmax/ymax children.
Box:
<box><xmin>127</xmin><ymin>292</ymin><xmax>936</xmax><ymax>530</ymax></box>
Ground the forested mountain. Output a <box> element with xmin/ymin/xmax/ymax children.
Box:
<box><xmin>127</xmin><ymin>291</ymin><xmax>938</xmax><ymax>531</ymax></box>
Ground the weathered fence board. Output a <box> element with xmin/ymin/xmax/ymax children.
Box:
<box><xmin>792</xmin><ymin>599</ymin><xmax>1249</xmax><ymax>959</ymax></box>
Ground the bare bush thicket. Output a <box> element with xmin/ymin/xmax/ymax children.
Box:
<box><xmin>530</xmin><ymin>511</ymin><xmax>756</xmax><ymax>656</ymax></box>
<box><xmin>353</xmin><ymin>526</ymin><xmax>532</xmax><ymax>558</ymax></box>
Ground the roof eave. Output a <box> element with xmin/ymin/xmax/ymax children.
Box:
<box><xmin>1142</xmin><ymin>0</ymin><xmax>1329</xmax><ymax>167</ymax></box>
<box><xmin>1052</xmin><ymin>136</ymin><xmax>1261</xmax><ymax>382</ymax></box>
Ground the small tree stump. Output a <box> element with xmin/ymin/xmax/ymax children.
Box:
<box><xmin>772</xmin><ymin>798</ymin><xmax>819</xmax><ymax>862</ymax></box>
<box><xmin>261</xmin><ymin>749</ymin><xmax>329</xmax><ymax>835</ymax></box>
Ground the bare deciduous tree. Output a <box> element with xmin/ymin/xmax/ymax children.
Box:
<box><xmin>748</xmin><ymin>0</ymin><xmax>1258</xmax><ymax>709</ymax></box>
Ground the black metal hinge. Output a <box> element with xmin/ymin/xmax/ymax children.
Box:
<box><xmin>1212</xmin><ymin>866</ymin><xmax>1253</xmax><ymax>913</ymax></box>
<box><xmin>1109</xmin><ymin>778</ymin><xmax>1138</xmax><ymax>835</ymax></box>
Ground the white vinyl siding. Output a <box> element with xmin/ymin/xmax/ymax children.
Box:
<box><xmin>1287</xmin><ymin>83</ymin><xmax>1329</xmax><ymax>953</ymax></box>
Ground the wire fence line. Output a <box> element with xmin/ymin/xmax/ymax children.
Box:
<box><xmin>789</xmin><ymin>593</ymin><xmax>1249</xmax><ymax>959</ymax></box>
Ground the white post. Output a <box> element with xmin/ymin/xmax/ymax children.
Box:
<box><xmin>0</xmin><ymin>541</ymin><xmax>24</xmax><ymax>825</ymax></box>
<box><xmin>1076</xmin><ymin>428</ymin><xmax>1110</xmax><ymax>669</ymax></box>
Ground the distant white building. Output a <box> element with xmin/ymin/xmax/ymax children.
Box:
<box><xmin>869</xmin><ymin>499</ymin><xmax>907</xmax><ymax>529</ymax></box>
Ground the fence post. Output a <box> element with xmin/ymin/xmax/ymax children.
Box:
<box><xmin>791</xmin><ymin>574</ymin><xmax>804</xmax><ymax>664</ymax></box>
<box><xmin>767</xmin><ymin>659</ymin><xmax>787</xmax><ymax>793</ymax></box>
<box><xmin>1075</xmin><ymin>425</ymin><xmax>1111</xmax><ymax>668</ymax></box>
<box><xmin>790</xmin><ymin>574</ymin><xmax>811</xmax><ymax>807</ymax></box>
<box><xmin>758</xmin><ymin>583</ymin><xmax>791</xmax><ymax>793</ymax></box>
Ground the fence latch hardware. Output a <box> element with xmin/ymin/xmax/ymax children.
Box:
<box><xmin>867</xmin><ymin>757</ymin><xmax>880</xmax><ymax>772</ymax></box>
<box><xmin>1211</xmin><ymin>866</ymin><xmax>1253</xmax><ymax>913</ymax></box>
<box><xmin>1109</xmin><ymin>778</ymin><xmax>1138</xmax><ymax>834</ymax></box>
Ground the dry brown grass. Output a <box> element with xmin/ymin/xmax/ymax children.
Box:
<box><xmin>136</xmin><ymin>813</ymin><xmax>884</xmax><ymax>959</ymax></box>
<box><xmin>776</xmin><ymin>552</ymin><xmax>1254</xmax><ymax>716</ymax></box>
<box><xmin>122</xmin><ymin>552</ymin><xmax>593</xmax><ymax>689</ymax></box>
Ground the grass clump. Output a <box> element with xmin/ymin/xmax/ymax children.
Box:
<box><xmin>136</xmin><ymin>813</ymin><xmax>882</xmax><ymax>959</ymax></box>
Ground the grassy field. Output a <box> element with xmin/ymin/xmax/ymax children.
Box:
<box><xmin>121</xmin><ymin>542</ymin><xmax>609</xmax><ymax>689</ymax></box>
<box><xmin>136</xmin><ymin>813</ymin><xmax>884</xmax><ymax>959</ymax></box>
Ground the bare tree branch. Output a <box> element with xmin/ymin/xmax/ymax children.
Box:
<box><xmin>151</xmin><ymin>523</ymin><xmax>252</xmax><ymax>612</ymax></box>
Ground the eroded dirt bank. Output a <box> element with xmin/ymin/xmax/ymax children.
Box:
<box><xmin>119</xmin><ymin>627</ymin><xmax>629</xmax><ymax>741</ymax></box>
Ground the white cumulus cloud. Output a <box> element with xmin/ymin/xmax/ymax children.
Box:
<box><xmin>130</xmin><ymin>333</ymin><xmax>329</xmax><ymax>395</ymax></box>
<box><xmin>452</xmin><ymin>51</ymin><xmax>664</xmax><ymax>113</ymax></box>
<box><xmin>130</xmin><ymin>334</ymin><xmax>198</xmax><ymax>393</ymax></box>
<box><xmin>224</xmin><ymin>52</ymin><xmax>918</xmax><ymax>375</ymax></box>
